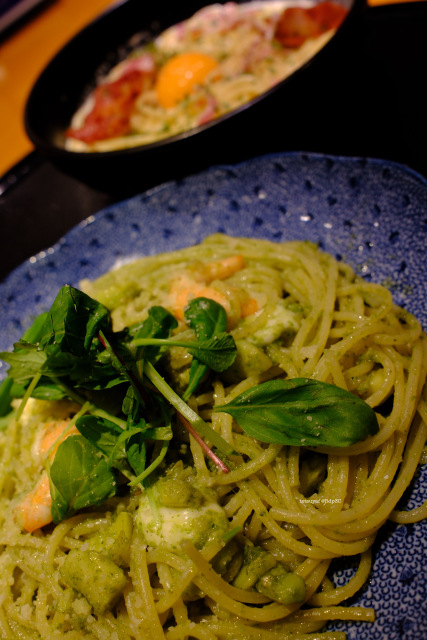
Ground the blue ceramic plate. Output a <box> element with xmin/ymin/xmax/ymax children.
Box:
<box><xmin>1</xmin><ymin>151</ymin><xmax>426</xmax><ymax>639</ymax></box>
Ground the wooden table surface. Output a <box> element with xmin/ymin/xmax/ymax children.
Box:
<box><xmin>0</xmin><ymin>0</ymin><xmax>421</xmax><ymax>178</ymax></box>
<box><xmin>0</xmin><ymin>0</ymin><xmax>115</xmax><ymax>177</ymax></box>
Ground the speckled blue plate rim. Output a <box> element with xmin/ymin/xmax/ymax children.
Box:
<box><xmin>0</xmin><ymin>150</ymin><xmax>426</xmax><ymax>639</ymax></box>
<box><xmin>1</xmin><ymin>151</ymin><xmax>426</xmax><ymax>347</ymax></box>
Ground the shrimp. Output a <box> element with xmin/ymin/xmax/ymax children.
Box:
<box><xmin>16</xmin><ymin>472</ymin><xmax>54</xmax><ymax>533</ymax></box>
<box><xmin>168</xmin><ymin>255</ymin><xmax>257</xmax><ymax>322</ymax></box>
<box><xmin>15</xmin><ymin>419</ymin><xmax>79</xmax><ymax>533</ymax></box>
<box><xmin>200</xmin><ymin>255</ymin><xmax>245</xmax><ymax>283</ymax></box>
<box><xmin>169</xmin><ymin>274</ymin><xmax>232</xmax><ymax>320</ymax></box>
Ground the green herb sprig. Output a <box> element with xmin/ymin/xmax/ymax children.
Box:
<box><xmin>0</xmin><ymin>284</ymin><xmax>380</xmax><ymax>525</ymax></box>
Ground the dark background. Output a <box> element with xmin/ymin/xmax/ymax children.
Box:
<box><xmin>1</xmin><ymin>1</ymin><xmax>426</xmax><ymax>282</ymax></box>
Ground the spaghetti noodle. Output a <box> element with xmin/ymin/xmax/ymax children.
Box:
<box><xmin>0</xmin><ymin>234</ymin><xmax>426</xmax><ymax>639</ymax></box>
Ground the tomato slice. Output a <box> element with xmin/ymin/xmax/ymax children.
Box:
<box><xmin>66</xmin><ymin>55</ymin><xmax>155</xmax><ymax>143</ymax></box>
<box><xmin>274</xmin><ymin>1</ymin><xmax>348</xmax><ymax>48</ymax></box>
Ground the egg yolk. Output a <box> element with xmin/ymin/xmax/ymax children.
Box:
<box><xmin>155</xmin><ymin>52</ymin><xmax>218</xmax><ymax>108</ymax></box>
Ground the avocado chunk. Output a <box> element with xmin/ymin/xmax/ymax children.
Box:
<box><xmin>256</xmin><ymin>564</ymin><xmax>306</xmax><ymax>605</ymax></box>
<box><xmin>222</xmin><ymin>339</ymin><xmax>273</xmax><ymax>384</ymax></box>
<box><xmin>59</xmin><ymin>549</ymin><xmax>128</xmax><ymax>615</ymax></box>
<box><xmin>90</xmin><ymin>511</ymin><xmax>133</xmax><ymax>567</ymax></box>
<box><xmin>299</xmin><ymin>452</ymin><xmax>327</xmax><ymax>497</ymax></box>
<box><xmin>232</xmin><ymin>545</ymin><xmax>277</xmax><ymax>590</ymax></box>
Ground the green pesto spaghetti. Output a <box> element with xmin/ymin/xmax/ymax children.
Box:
<box><xmin>0</xmin><ymin>234</ymin><xmax>426</xmax><ymax>639</ymax></box>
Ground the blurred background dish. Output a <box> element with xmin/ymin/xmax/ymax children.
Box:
<box><xmin>23</xmin><ymin>0</ymin><xmax>360</xmax><ymax>193</ymax></box>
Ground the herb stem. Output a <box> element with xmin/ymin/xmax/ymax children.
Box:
<box><xmin>45</xmin><ymin>401</ymin><xmax>92</xmax><ymax>462</ymax></box>
<box><xmin>99</xmin><ymin>331</ymin><xmax>148</xmax><ymax>406</ymax></box>
<box><xmin>132</xmin><ymin>338</ymin><xmax>196</xmax><ymax>349</ymax></box>
<box><xmin>51</xmin><ymin>376</ymin><xmax>128</xmax><ymax>430</ymax></box>
<box><xmin>143</xmin><ymin>361</ymin><xmax>234</xmax><ymax>457</ymax></box>
<box><xmin>51</xmin><ymin>376</ymin><xmax>87</xmax><ymax>406</ymax></box>
<box><xmin>177</xmin><ymin>413</ymin><xmax>229</xmax><ymax>474</ymax></box>
<box><xmin>128</xmin><ymin>439</ymin><xmax>169</xmax><ymax>487</ymax></box>
<box><xmin>91</xmin><ymin>408</ymin><xmax>128</xmax><ymax>430</ymax></box>
<box><xmin>16</xmin><ymin>373</ymin><xmax>42</xmax><ymax>421</ymax></box>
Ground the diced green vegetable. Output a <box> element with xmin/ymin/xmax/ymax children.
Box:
<box><xmin>232</xmin><ymin>545</ymin><xmax>276</xmax><ymax>590</ymax></box>
<box><xmin>212</xmin><ymin>540</ymin><xmax>239</xmax><ymax>576</ymax></box>
<box><xmin>90</xmin><ymin>511</ymin><xmax>133</xmax><ymax>567</ymax></box>
<box><xmin>246</xmin><ymin>300</ymin><xmax>301</xmax><ymax>347</ymax></box>
<box><xmin>155</xmin><ymin>477</ymin><xmax>203</xmax><ymax>508</ymax></box>
<box><xmin>255</xmin><ymin>564</ymin><xmax>306</xmax><ymax>605</ymax></box>
<box><xmin>59</xmin><ymin>549</ymin><xmax>128</xmax><ymax>615</ymax></box>
<box><xmin>299</xmin><ymin>452</ymin><xmax>327</xmax><ymax>497</ymax></box>
<box><xmin>222</xmin><ymin>339</ymin><xmax>273</xmax><ymax>384</ymax></box>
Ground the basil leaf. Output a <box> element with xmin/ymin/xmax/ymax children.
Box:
<box><xmin>183</xmin><ymin>297</ymin><xmax>228</xmax><ymax>400</ymax></box>
<box><xmin>50</xmin><ymin>436</ymin><xmax>117</xmax><ymax>522</ymax></box>
<box><xmin>214</xmin><ymin>378</ymin><xmax>379</xmax><ymax>447</ymax></box>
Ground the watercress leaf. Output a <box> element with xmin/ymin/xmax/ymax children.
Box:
<box><xmin>76</xmin><ymin>415</ymin><xmax>146</xmax><ymax>473</ymax></box>
<box><xmin>75</xmin><ymin>415</ymin><xmax>123</xmax><ymax>458</ymax></box>
<box><xmin>39</xmin><ymin>285</ymin><xmax>111</xmax><ymax>358</ymax></box>
<box><xmin>186</xmin><ymin>334</ymin><xmax>237</xmax><ymax>372</ymax></box>
<box><xmin>130</xmin><ymin>306</ymin><xmax>178</xmax><ymax>341</ymax></box>
<box><xmin>0</xmin><ymin>310</ymin><xmax>58</xmax><ymax>385</ymax></box>
<box><xmin>69</xmin><ymin>360</ymin><xmax>125</xmax><ymax>390</ymax></box>
<box><xmin>125</xmin><ymin>430</ymin><xmax>146</xmax><ymax>476</ymax></box>
<box><xmin>4</xmin><ymin>311</ymin><xmax>48</xmax><ymax>354</ymax></box>
<box><xmin>122</xmin><ymin>385</ymin><xmax>137</xmax><ymax>417</ymax></box>
<box><xmin>0</xmin><ymin>349</ymin><xmax>47</xmax><ymax>384</ymax></box>
<box><xmin>130</xmin><ymin>306</ymin><xmax>177</xmax><ymax>362</ymax></box>
<box><xmin>50</xmin><ymin>436</ymin><xmax>117</xmax><ymax>522</ymax></box>
<box><xmin>184</xmin><ymin>297</ymin><xmax>227</xmax><ymax>340</ymax></box>
<box><xmin>122</xmin><ymin>385</ymin><xmax>147</xmax><ymax>425</ymax></box>
<box><xmin>97</xmin><ymin>331</ymin><xmax>149</xmax><ymax>410</ymax></box>
<box><xmin>30</xmin><ymin>382</ymin><xmax>68</xmax><ymax>402</ymax></box>
<box><xmin>0</xmin><ymin>377</ymin><xmax>14</xmax><ymax>417</ymax></box>
<box><xmin>131</xmin><ymin>333</ymin><xmax>237</xmax><ymax>372</ymax></box>
<box><xmin>21</xmin><ymin>311</ymin><xmax>49</xmax><ymax>343</ymax></box>
<box><xmin>111</xmin><ymin>427</ymin><xmax>144</xmax><ymax>471</ymax></box>
<box><xmin>49</xmin><ymin>477</ymin><xmax>69</xmax><ymax>525</ymax></box>
<box><xmin>142</xmin><ymin>426</ymin><xmax>173</xmax><ymax>440</ymax></box>
<box><xmin>183</xmin><ymin>297</ymin><xmax>228</xmax><ymax>400</ymax></box>
<box><xmin>214</xmin><ymin>378</ymin><xmax>379</xmax><ymax>447</ymax></box>
<box><xmin>182</xmin><ymin>360</ymin><xmax>209</xmax><ymax>401</ymax></box>
<box><xmin>1</xmin><ymin>289</ymin><xmax>113</xmax><ymax>383</ymax></box>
